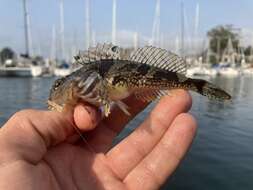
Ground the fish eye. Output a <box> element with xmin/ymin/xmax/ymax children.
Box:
<box><xmin>111</xmin><ymin>46</ymin><xmax>118</xmax><ymax>52</ymax></box>
<box><xmin>74</xmin><ymin>55</ymin><xmax>80</xmax><ymax>60</ymax></box>
<box><xmin>53</xmin><ymin>79</ymin><xmax>63</xmax><ymax>90</ymax></box>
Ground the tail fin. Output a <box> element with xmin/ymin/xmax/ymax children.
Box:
<box><xmin>186</xmin><ymin>78</ymin><xmax>231</xmax><ymax>100</ymax></box>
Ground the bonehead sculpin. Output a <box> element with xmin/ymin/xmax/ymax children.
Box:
<box><xmin>48</xmin><ymin>44</ymin><xmax>231</xmax><ymax>116</ymax></box>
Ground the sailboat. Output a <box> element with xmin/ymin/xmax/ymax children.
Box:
<box><xmin>0</xmin><ymin>57</ymin><xmax>42</xmax><ymax>77</ymax></box>
<box><xmin>218</xmin><ymin>38</ymin><xmax>240</xmax><ymax>77</ymax></box>
<box><xmin>0</xmin><ymin>0</ymin><xmax>43</xmax><ymax>77</ymax></box>
<box><xmin>242</xmin><ymin>66</ymin><xmax>253</xmax><ymax>76</ymax></box>
<box><xmin>218</xmin><ymin>65</ymin><xmax>240</xmax><ymax>77</ymax></box>
<box><xmin>186</xmin><ymin>59</ymin><xmax>218</xmax><ymax>77</ymax></box>
<box><xmin>186</xmin><ymin>3</ymin><xmax>217</xmax><ymax>78</ymax></box>
<box><xmin>53</xmin><ymin>0</ymin><xmax>72</xmax><ymax>77</ymax></box>
<box><xmin>187</xmin><ymin>38</ymin><xmax>218</xmax><ymax>77</ymax></box>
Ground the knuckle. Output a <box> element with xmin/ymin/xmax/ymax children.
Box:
<box><xmin>142</xmin><ymin>161</ymin><xmax>162</xmax><ymax>186</ymax></box>
<box><xmin>150</xmin><ymin>111</ymin><xmax>168</xmax><ymax>128</ymax></box>
<box><xmin>9</xmin><ymin>109</ymin><xmax>38</xmax><ymax>129</ymax></box>
<box><xmin>130</xmin><ymin>139</ymin><xmax>147</xmax><ymax>158</ymax></box>
<box><xmin>12</xmin><ymin>109</ymin><xmax>36</xmax><ymax>120</ymax></box>
<box><xmin>177</xmin><ymin>113</ymin><xmax>198</xmax><ymax>134</ymax></box>
<box><xmin>160</xmin><ymin>140</ymin><xmax>181</xmax><ymax>163</ymax></box>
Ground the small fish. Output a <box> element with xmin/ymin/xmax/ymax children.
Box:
<box><xmin>48</xmin><ymin>43</ymin><xmax>231</xmax><ymax>116</ymax></box>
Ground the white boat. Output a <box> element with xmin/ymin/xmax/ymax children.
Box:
<box><xmin>186</xmin><ymin>67</ymin><xmax>198</xmax><ymax>77</ymax></box>
<box><xmin>0</xmin><ymin>65</ymin><xmax>42</xmax><ymax>77</ymax></box>
<box><xmin>204</xmin><ymin>67</ymin><xmax>218</xmax><ymax>76</ymax></box>
<box><xmin>54</xmin><ymin>68</ymin><xmax>71</xmax><ymax>77</ymax></box>
<box><xmin>53</xmin><ymin>60</ymin><xmax>73</xmax><ymax>77</ymax></box>
<box><xmin>218</xmin><ymin>67</ymin><xmax>240</xmax><ymax>77</ymax></box>
<box><xmin>187</xmin><ymin>38</ymin><xmax>218</xmax><ymax>78</ymax></box>
<box><xmin>31</xmin><ymin>66</ymin><xmax>43</xmax><ymax>77</ymax></box>
<box><xmin>242</xmin><ymin>68</ymin><xmax>253</xmax><ymax>76</ymax></box>
<box><xmin>187</xmin><ymin>66</ymin><xmax>218</xmax><ymax>77</ymax></box>
<box><xmin>187</xmin><ymin>67</ymin><xmax>204</xmax><ymax>77</ymax></box>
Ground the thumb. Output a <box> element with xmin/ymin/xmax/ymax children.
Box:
<box><xmin>73</xmin><ymin>103</ymin><xmax>101</xmax><ymax>131</ymax></box>
<box><xmin>0</xmin><ymin>106</ymin><xmax>99</xmax><ymax>164</ymax></box>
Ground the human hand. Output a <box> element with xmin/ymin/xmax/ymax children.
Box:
<box><xmin>0</xmin><ymin>90</ymin><xmax>197</xmax><ymax>190</ymax></box>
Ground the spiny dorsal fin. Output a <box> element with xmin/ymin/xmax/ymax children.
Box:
<box><xmin>74</xmin><ymin>43</ymin><xmax>121</xmax><ymax>65</ymax></box>
<box><xmin>130</xmin><ymin>46</ymin><xmax>186</xmax><ymax>74</ymax></box>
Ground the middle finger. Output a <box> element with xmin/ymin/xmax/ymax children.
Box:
<box><xmin>106</xmin><ymin>90</ymin><xmax>192</xmax><ymax>179</ymax></box>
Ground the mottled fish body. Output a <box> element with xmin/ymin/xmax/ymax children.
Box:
<box><xmin>48</xmin><ymin>44</ymin><xmax>231</xmax><ymax>116</ymax></box>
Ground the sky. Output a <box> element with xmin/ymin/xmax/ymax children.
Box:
<box><xmin>0</xmin><ymin>0</ymin><xmax>253</xmax><ymax>57</ymax></box>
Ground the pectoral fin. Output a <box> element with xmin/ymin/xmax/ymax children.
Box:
<box><xmin>103</xmin><ymin>103</ymin><xmax>111</xmax><ymax>117</ymax></box>
<box><xmin>115</xmin><ymin>100</ymin><xmax>131</xmax><ymax>116</ymax></box>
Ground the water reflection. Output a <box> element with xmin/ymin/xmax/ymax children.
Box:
<box><xmin>0</xmin><ymin>77</ymin><xmax>54</xmax><ymax>125</ymax></box>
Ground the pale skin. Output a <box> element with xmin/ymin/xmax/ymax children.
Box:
<box><xmin>0</xmin><ymin>90</ymin><xmax>197</xmax><ymax>190</ymax></box>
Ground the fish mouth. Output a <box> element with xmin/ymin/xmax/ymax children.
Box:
<box><xmin>47</xmin><ymin>100</ymin><xmax>64</xmax><ymax>112</ymax></box>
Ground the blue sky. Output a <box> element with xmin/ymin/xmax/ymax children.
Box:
<box><xmin>0</xmin><ymin>0</ymin><xmax>253</xmax><ymax>57</ymax></box>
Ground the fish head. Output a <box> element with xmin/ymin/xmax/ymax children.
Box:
<box><xmin>48</xmin><ymin>76</ymin><xmax>79</xmax><ymax>112</ymax></box>
<box><xmin>48</xmin><ymin>68</ymin><xmax>106</xmax><ymax>112</ymax></box>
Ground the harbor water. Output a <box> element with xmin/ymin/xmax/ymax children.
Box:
<box><xmin>0</xmin><ymin>76</ymin><xmax>253</xmax><ymax>190</ymax></box>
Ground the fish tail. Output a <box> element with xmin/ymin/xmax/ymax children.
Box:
<box><xmin>185</xmin><ymin>78</ymin><xmax>231</xmax><ymax>100</ymax></box>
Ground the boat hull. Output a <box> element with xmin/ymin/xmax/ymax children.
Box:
<box><xmin>0</xmin><ymin>66</ymin><xmax>42</xmax><ymax>77</ymax></box>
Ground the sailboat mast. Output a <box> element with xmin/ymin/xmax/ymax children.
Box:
<box><xmin>133</xmin><ymin>32</ymin><xmax>138</xmax><ymax>50</ymax></box>
<box><xmin>151</xmin><ymin>0</ymin><xmax>160</xmax><ymax>46</ymax></box>
<box><xmin>194</xmin><ymin>3</ymin><xmax>199</xmax><ymax>36</ymax></box>
<box><xmin>194</xmin><ymin>3</ymin><xmax>199</xmax><ymax>54</ymax></box>
<box><xmin>27</xmin><ymin>14</ymin><xmax>33</xmax><ymax>57</ymax></box>
<box><xmin>175</xmin><ymin>36</ymin><xmax>180</xmax><ymax>54</ymax></box>
<box><xmin>112</xmin><ymin>0</ymin><xmax>117</xmax><ymax>44</ymax></box>
<box><xmin>59</xmin><ymin>0</ymin><xmax>65</xmax><ymax>60</ymax></box>
<box><xmin>85</xmin><ymin>0</ymin><xmax>90</xmax><ymax>49</ymax></box>
<box><xmin>50</xmin><ymin>26</ymin><xmax>56</xmax><ymax>61</ymax></box>
<box><xmin>92</xmin><ymin>30</ymin><xmax>96</xmax><ymax>46</ymax></box>
<box><xmin>206</xmin><ymin>38</ymin><xmax>211</xmax><ymax>64</ymax></box>
<box><xmin>180</xmin><ymin>1</ymin><xmax>185</xmax><ymax>57</ymax></box>
<box><xmin>23</xmin><ymin>0</ymin><xmax>30</xmax><ymax>57</ymax></box>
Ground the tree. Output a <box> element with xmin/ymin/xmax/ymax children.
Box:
<box><xmin>0</xmin><ymin>47</ymin><xmax>15</xmax><ymax>63</ymax></box>
<box><xmin>207</xmin><ymin>25</ymin><xmax>240</xmax><ymax>63</ymax></box>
